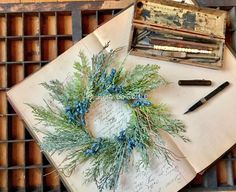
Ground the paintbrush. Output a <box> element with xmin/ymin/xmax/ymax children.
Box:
<box><xmin>148</xmin><ymin>36</ymin><xmax>218</xmax><ymax>50</ymax></box>
<box><xmin>151</xmin><ymin>31</ymin><xmax>217</xmax><ymax>44</ymax></box>
<box><xmin>133</xmin><ymin>44</ymin><xmax>213</xmax><ymax>54</ymax></box>
<box><xmin>133</xmin><ymin>44</ymin><xmax>219</xmax><ymax>60</ymax></box>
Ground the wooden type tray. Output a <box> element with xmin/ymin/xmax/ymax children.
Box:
<box><xmin>0</xmin><ymin>1</ymin><xmax>130</xmax><ymax>191</ymax></box>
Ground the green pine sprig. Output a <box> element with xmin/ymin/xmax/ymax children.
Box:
<box><xmin>28</xmin><ymin>43</ymin><xmax>189</xmax><ymax>192</ymax></box>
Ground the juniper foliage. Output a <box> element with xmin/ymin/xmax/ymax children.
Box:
<box><xmin>29</xmin><ymin>44</ymin><xmax>189</xmax><ymax>192</ymax></box>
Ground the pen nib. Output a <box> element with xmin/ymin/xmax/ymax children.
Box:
<box><xmin>184</xmin><ymin>110</ymin><xmax>190</xmax><ymax>114</ymax></box>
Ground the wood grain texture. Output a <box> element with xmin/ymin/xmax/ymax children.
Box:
<box><xmin>0</xmin><ymin>0</ymin><xmax>20</xmax><ymax>3</ymax></box>
<box><xmin>0</xmin><ymin>0</ymin><xmax>134</xmax><ymax>12</ymax></box>
<box><xmin>131</xmin><ymin>0</ymin><xmax>226</xmax><ymax>69</ymax></box>
<box><xmin>0</xmin><ymin>0</ymin><xmax>122</xmax><ymax>3</ymax></box>
<box><xmin>196</xmin><ymin>0</ymin><xmax>236</xmax><ymax>7</ymax></box>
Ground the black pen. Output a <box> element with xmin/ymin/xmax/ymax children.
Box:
<box><xmin>184</xmin><ymin>81</ymin><xmax>230</xmax><ymax>114</ymax></box>
<box><xmin>178</xmin><ymin>79</ymin><xmax>212</xmax><ymax>86</ymax></box>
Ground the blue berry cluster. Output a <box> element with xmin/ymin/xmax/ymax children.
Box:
<box><xmin>98</xmin><ymin>68</ymin><xmax>122</xmax><ymax>95</ymax></box>
<box><xmin>115</xmin><ymin>130</ymin><xmax>126</xmax><ymax>142</ymax></box>
<box><xmin>127</xmin><ymin>139</ymin><xmax>136</xmax><ymax>153</ymax></box>
<box><xmin>107</xmin><ymin>69</ymin><xmax>122</xmax><ymax>94</ymax></box>
<box><xmin>131</xmin><ymin>94</ymin><xmax>151</xmax><ymax>108</ymax></box>
<box><xmin>109</xmin><ymin>68</ymin><xmax>116</xmax><ymax>80</ymax></box>
<box><xmin>84</xmin><ymin>139</ymin><xmax>101</xmax><ymax>156</ymax></box>
<box><xmin>108</xmin><ymin>84</ymin><xmax>122</xmax><ymax>94</ymax></box>
<box><xmin>65</xmin><ymin>99</ymin><xmax>89</xmax><ymax>125</ymax></box>
<box><xmin>134</xmin><ymin>94</ymin><xmax>147</xmax><ymax>99</ymax></box>
<box><xmin>115</xmin><ymin>130</ymin><xmax>136</xmax><ymax>154</ymax></box>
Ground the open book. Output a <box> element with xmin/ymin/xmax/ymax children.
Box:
<box><xmin>7</xmin><ymin>5</ymin><xmax>236</xmax><ymax>192</ymax></box>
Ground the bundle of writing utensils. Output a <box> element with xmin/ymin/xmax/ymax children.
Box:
<box><xmin>132</xmin><ymin>29</ymin><xmax>221</xmax><ymax>64</ymax></box>
<box><xmin>178</xmin><ymin>80</ymin><xmax>230</xmax><ymax>114</ymax></box>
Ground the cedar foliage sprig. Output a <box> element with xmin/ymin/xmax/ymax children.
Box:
<box><xmin>28</xmin><ymin>43</ymin><xmax>189</xmax><ymax>192</ymax></box>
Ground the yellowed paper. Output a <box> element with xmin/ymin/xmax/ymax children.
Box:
<box><xmin>92</xmin><ymin>4</ymin><xmax>236</xmax><ymax>174</ymax></box>
<box><xmin>86</xmin><ymin>98</ymin><xmax>131</xmax><ymax>138</ymax></box>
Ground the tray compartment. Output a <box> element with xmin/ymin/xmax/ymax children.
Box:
<box><xmin>0</xmin><ymin>65</ymin><xmax>7</xmax><ymax>88</ymax></box>
<box><xmin>8</xmin><ymin>169</ymin><xmax>25</xmax><ymax>191</ymax></box>
<box><xmin>24</xmin><ymin>38</ymin><xmax>40</xmax><ymax>61</ymax></box>
<box><xmin>58</xmin><ymin>36</ymin><xmax>73</xmax><ymax>55</ymax></box>
<box><xmin>82</xmin><ymin>10</ymin><xmax>98</xmax><ymax>36</ymax></box>
<box><xmin>0</xmin><ymin>91</ymin><xmax>7</xmax><ymax>114</ymax></box>
<box><xmin>7</xmin><ymin>64</ymin><xmax>24</xmax><ymax>87</ymax></box>
<box><xmin>24</xmin><ymin>63</ymin><xmax>40</xmax><ymax>77</ymax></box>
<box><xmin>8</xmin><ymin>142</ymin><xmax>25</xmax><ymax>166</ymax></box>
<box><xmin>41</xmin><ymin>12</ymin><xmax>56</xmax><ymax>35</ymax></box>
<box><xmin>26</xmin><ymin>168</ymin><xmax>42</xmax><ymax>191</ymax></box>
<box><xmin>0</xmin><ymin>40</ymin><xmax>6</xmax><ymax>62</ymax></box>
<box><xmin>24</xmin><ymin>13</ymin><xmax>40</xmax><ymax>36</ymax></box>
<box><xmin>0</xmin><ymin>170</ymin><xmax>7</xmax><ymax>191</ymax></box>
<box><xmin>7</xmin><ymin>13</ymin><xmax>23</xmax><ymax>36</ymax></box>
<box><xmin>0</xmin><ymin>14</ymin><xmax>6</xmax><ymax>37</ymax></box>
<box><xmin>25</xmin><ymin>141</ymin><xmax>42</xmax><ymax>165</ymax></box>
<box><xmin>41</xmin><ymin>37</ymin><xmax>57</xmax><ymax>61</ymax></box>
<box><xmin>7</xmin><ymin>40</ymin><xmax>23</xmax><ymax>62</ymax></box>
<box><xmin>57</xmin><ymin>12</ymin><xmax>72</xmax><ymax>35</ymax></box>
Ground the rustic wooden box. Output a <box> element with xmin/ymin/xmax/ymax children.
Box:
<box><xmin>129</xmin><ymin>0</ymin><xmax>227</xmax><ymax>69</ymax></box>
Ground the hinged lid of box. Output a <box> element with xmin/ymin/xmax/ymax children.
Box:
<box><xmin>134</xmin><ymin>0</ymin><xmax>226</xmax><ymax>40</ymax></box>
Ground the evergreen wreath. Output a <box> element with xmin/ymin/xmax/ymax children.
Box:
<box><xmin>29</xmin><ymin>43</ymin><xmax>189</xmax><ymax>192</ymax></box>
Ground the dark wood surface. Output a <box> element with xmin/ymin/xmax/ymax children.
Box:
<box><xmin>196</xmin><ymin>0</ymin><xmax>236</xmax><ymax>7</ymax></box>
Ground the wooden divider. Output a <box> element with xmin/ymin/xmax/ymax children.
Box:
<box><xmin>1</xmin><ymin>0</ymin><xmax>117</xmax><ymax>3</ymax></box>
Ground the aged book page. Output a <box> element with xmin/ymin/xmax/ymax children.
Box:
<box><xmin>93</xmin><ymin>5</ymin><xmax>236</xmax><ymax>174</ymax></box>
<box><xmin>81</xmin><ymin>96</ymin><xmax>196</xmax><ymax>192</ymax></box>
<box><xmin>157</xmin><ymin>48</ymin><xmax>236</xmax><ymax>173</ymax></box>
<box><xmin>49</xmin><ymin>132</ymin><xmax>196</xmax><ymax>192</ymax></box>
<box><xmin>7</xmin><ymin>3</ymin><xmax>236</xmax><ymax>192</ymax></box>
<box><xmin>6</xmin><ymin>6</ymin><xmax>196</xmax><ymax>192</ymax></box>
<box><xmin>63</xmin><ymin>104</ymin><xmax>196</xmax><ymax>191</ymax></box>
<box><xmin>128</xmin><ymin>51</ymin><xmax>236</xmax><ymax>173</ymax></box>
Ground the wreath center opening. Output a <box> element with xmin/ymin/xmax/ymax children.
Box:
<box><xmin>85</xmin><ymin>98</ymin><xmax>132</xmax><ymax>138</ymax></box>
